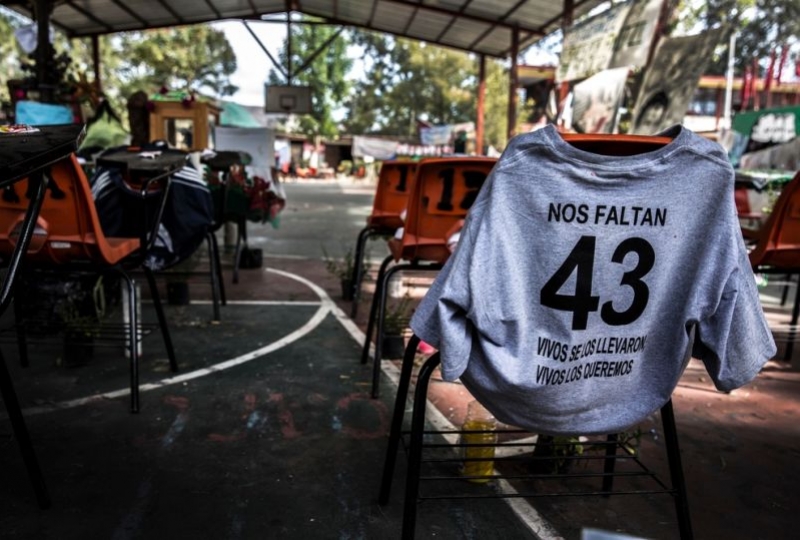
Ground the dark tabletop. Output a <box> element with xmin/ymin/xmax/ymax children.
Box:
<box><xmin>201</xmin><ymin>150</ymin><xmax>252</xmax><ymax>171</ymax></box>
<box><xmin>95</xmin><ymin>147</ymin><xmax>188</xmax><ymax>176</ymax></box>
<box><xmin>0</xmin><ymin>124</ymin><xmax>86</xmax><ymax>187</ymax></box>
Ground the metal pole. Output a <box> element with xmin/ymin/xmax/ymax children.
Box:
<box><xmin>506</xmin><ymin>26</ymin><xmax>519</xmax><ymax>142</ymax></box>
<box><xmin>92</xmin><ymin>34</ymin><xmax>102</xmax><ymax>95</ymax></box>
<box><xmin>476</xmin><ymin>54</ymin><xmax>486</xmax><ymax>155</ymax></box>
<box><xmin>722</xmin><ymin>32</ymin><xmax>737</xmax><ymax>130</ymax></box>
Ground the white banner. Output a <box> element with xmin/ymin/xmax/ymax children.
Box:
<box><xmin>352</xmin><ymin>136</ymin><xmax>399</xmax><ymax>160</ymax></box>
<box><xmin>556</xmin><ymin>1</ymin><xmax>631</xmax><ymax>82</ymax></box>
<box><xmin>572</xmin><ymin>67</ymin><xmax>630</xmax><ymax>133</ymax></box>
<box><xmin>608</xmin><ymin>0</ymin><xmax>664</xmax><ymax>70</ymax></box>
<box><xmin>420</xmin><ymin>125</ymin><xmax>453</xmax><ymax>146</ymax></box>
<box><xmin>214</xmin><ymin>126</ymin><xmax>276</xmax><ymax>181</ymax></box>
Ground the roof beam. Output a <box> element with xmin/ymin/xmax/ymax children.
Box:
<box><xmin>402</xmin><ymin>0</ymin><xmax>421</xmax><ymax>35</ymax></box>
<box><xmin>467</xmin><ymin>0</ymin><xmax>536</xmax><ymax>51</ymax></box>
<box><xmin>366</xmin><ymin>0</ymin><xmax>378</xmax><ymax>27</ymax></box>
<box><xmin>154</xmin><ymin>0</ymin><xmax>185</xmax><ymax>24</ymax></box>
<box><xmin>243</xmin><ymin>20</ymin><xmax>288</xmax><ymax>81</ymax></box>
<box><xmin>246</xmin><ymin>0</ymin><xmax>259</xmax><ymax>17</ymax></box>
<box><xmin>293</xmin><ymin>27</ymin><xmax>344</xmax><ymax>77</ymax></box>
<box><xmin>109</xmin><ymin>0</ymin><xmax>149</xmax><ymax>27</ymax></box>
<box><xmin>434</xmin><ymin>0</ymin><xmax>475</xmax><ymax>43</ymax></box>
<box><xmin>202</xmin><ymin>0</ymin><xmax>223</xmax><ymax>20</ymax></box>
<box><xmin>497</xmin><ymin>0</ymin><xmax>596</xmax><ymax>56</ymax></box>
<box><xmin>381</xmin><ymin>0</ymin><xmax>543</xmax><ymax>35</ymax></box>
<box><xmin>64</xmin><ymin>0</ymin><xmax>114</xmax><ymax>33</ymax></box>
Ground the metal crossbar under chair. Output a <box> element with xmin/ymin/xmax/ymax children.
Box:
<box><xmin>0</xmin><ymin>124</ymin><xmax>87</xmax><ymax>509</ymax></box>
<box><xmin>0</xmin><ymin>149</ymin><xmax>184</xmax><ymax>414</ymax></box>
<box><xmin>350</xmin><ymin>160</ymin><xmax>417</xmax><ymax>318</ymax></box>
<box><xmin>360</xmin><ymin>157</ymin><xmax>496</xmax><ymax>398</ymax></box>
<box><xmin>380</xmin><ymin>338</ymin><xmax>693</xmax><ymax>540</ymax></box>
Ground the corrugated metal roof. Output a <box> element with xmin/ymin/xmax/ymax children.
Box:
<box><xmin>0</xmin><ymin>0</ymin><xmax>607</xmax><ymax>58</ymax></box>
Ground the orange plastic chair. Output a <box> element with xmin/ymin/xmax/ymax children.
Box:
<box><xmin>350</xmin><ymin>160</ymin><xmax>417</xmax><ymax>317</ymax></box>
<box><xmin>0</xmin><ymin>152</ymin><xmax>179</xmax><ymax>414</ymax></box>
<box><xmin>360</xmin><ymin>157</ymin><xmax>497</xmax><ymax>398</ymax></box>
<box><xmin>748</xmin><ymin>171</ymin><xmax>800</xmax><ymax>360</ymax></box>
<box><xmin>380</xmin><ymin>134</ymin><xmax>694</xmax><ymax>540</ymax></box>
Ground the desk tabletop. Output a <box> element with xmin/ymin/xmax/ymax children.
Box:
<box><xmin>201</xmin><ymin>150</ymin><xmax>252</xmax><ymax>171</ymax></box>
<box><xmin>96</xmin><ymin>147</ymin><xmax>187</xmax><ymax>176</ymax></box>
<box><xmin>0</xmin><ymin>124</ymin><xmax>86</xmax><ymax>186</ymax></box>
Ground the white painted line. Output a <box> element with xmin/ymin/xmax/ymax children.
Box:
<box><xmin>328</xmin><ymin>299</ymin><xmax>562</xmax><ymax>540</ymax></box>
<box><xmin>15</xmin><ymin>268</ymin><xmax>331</xmax><ymax>417</ymax></box>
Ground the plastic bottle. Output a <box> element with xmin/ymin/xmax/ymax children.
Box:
<box><xmin>459</xmin><ymin>400</ymin><xmax>497</xmax><ymax>483</ymax></box>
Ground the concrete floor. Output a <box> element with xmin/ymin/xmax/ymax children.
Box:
<box><xmin>1</xmin><ymin>178</ymin><xmax>799</xmax><ymax>540</ymax></box>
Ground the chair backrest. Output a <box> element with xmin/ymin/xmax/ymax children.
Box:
<box><xmin>367</xmin><ymin>160</ymin><xmax>418</xmax><ymax>230</ymax></box>
<box><xmin>749</xmin><ymin>171</ymin><xmax>800</xmax><ymax>269</ymax></box>
<box><xmin>0</xmin><ymin>153</ymin><xmax>139</xmax><ymax>266</ymax></box>
<box><xmin>393</xmin><ymin>157</ymin><xmax>497</xmax><ymax>263</ymax></box>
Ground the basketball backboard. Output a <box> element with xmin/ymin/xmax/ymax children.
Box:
<box><xmin>264</xmin><ymin>85</ymin><xmax>313</xmax><ymax>114</ymax></box>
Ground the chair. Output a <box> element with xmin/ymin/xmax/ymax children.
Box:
<box><xmin>748</xmin><ymin>171</ymin><xmax>800</xmax><ymax>360</ymax></box>
<box><xmin>360</xmin><ymin>157</ymin><xmax>497</xmax><ymax>398</ymax></box>
<box><xmin>380</xmin><ymin>133</ymin><xmax>701</xmax><ymax>539</ymax></box>
<box><xmin>0</xmin><ymin>124</ymin><xmax>86</xmax><ymax>509</ymax></box>
<box><xmin>350</xmin><ymin>160</ymin><xmax>417</xmax><ymax>318</ymax></box>
<box><xmin>0</xmin><ymin>150</ymin><xmax>181</xmax><ymax>414</ymax></box>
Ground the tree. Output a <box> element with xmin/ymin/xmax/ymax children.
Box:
<box><xmin>268</xmin><ymin>20</ymin><xmax>352</xmax><ymax>139</ymax></box>
<box><xmin>116</xmin><ymin>26</ymin><xmax>238</xmax><ymax>98</ymax></box>
<box><xmin>0</xmin><ymin>9</ymin><xmax>24</xmax><ymax>104</ymax></box>
<box><xmin>672</xmin><ymin>0</ymin><xmax>800</xmax><ymax>76</ymax></box>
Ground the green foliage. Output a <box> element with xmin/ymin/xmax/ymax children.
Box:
<box><xmin>384</xmin><ymin>293</ymin><xmax>413</xmax><ymax>335</ymax></box>
<box><xmin>268</xmin><ymin>19</ymin><xmax>352</xmax><ymax>139</ymax></box>
<box><xmin>321</xmin><ymin>245</ymin><xmax>357</xmax><ymax>281</ymax></box>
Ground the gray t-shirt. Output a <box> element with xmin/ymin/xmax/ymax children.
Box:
<box><xmin>410</xmin><ymin>124</ymin><xmax>776</xmax><ymax>436</ymax></box>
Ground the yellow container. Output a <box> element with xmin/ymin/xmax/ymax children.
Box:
<box><xmin>460</xmin><ymin>401</ymin><xmax>497</xmax><ymax>483</ymax></box>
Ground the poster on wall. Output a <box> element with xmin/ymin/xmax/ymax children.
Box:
<box><xmin>571</xmin><ymin>67</ymin><xmax>630</xmax><ymax>133</ymax></box>
<box><xmin>608</xmin><ymin>0</ymin><xmax>664</xmax><ymax>70</ymax></box>
<box><xmin>630</xmin><ymin>28</ymin><xmax>725</xmax><ymax>135</ymax></box>
<box><xmin>556</xmin><ymin>1</ymin><xmax>631</xmax><ymax>82</ymax></box>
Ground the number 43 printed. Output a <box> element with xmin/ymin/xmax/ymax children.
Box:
<box><xmin>540</xmin><ymin>235</ymin><xmax>655</xmax><ymax>330</ymax></box>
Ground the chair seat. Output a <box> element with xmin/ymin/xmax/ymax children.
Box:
<box><xmin>389</xmin><ymin>234</ymin><xmax>451</xmax><ymax>264</ymax></box>
<box><xmin>367</xmin><ymin>212</ymin><xmax>404</xmax><ymax>230</ymax></box>
<box><xmin>23</xmin><ymin>234</ymin><xmax>140</xmax><ymax>266</ymax></box>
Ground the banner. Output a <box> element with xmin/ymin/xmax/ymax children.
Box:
<box><xmin>630</xmin><ymin>28</ymin><xmax>725</xmax><ymax>135</ymax></box>
<box><xmin>571</xmin><ymin>67</ymin><xmax>630</xmax><ymax>133</ymax></box>
<box><xmin>608</xmin><ymin>0</ymin><xmax>664</xmax><ymax>70</ymax></box>
<box><xmin>352</xmin><ymin>136</ymin><xmax>399</xmax><ymax>160</ymax></box>
<box><xmin>420</xmin><ymin>125</ymin><xmax>453</xmax><ymax>146</ymax></box>
<box><xmin>556</xmin><ymin>1</ymin><xmax>631</xmax><ymax>82</ymax></box>
<box><xmin>214</xmin><ymin>126</ymin><xmax>276</xmax><ymax>181</ymax></box>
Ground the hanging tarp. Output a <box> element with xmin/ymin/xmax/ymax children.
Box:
<box><xmin>214</xmin><ymin>126</ymin><xmax>276</xmax><ymax>181</ymax></box>
<box><xmin>352</xmin><ymin>136</ymin><xmax>398</xmax><ymax>160</ymax></box>
<box><xmin>630</xmin><ymin>28</ymin><xmax>725</xmax><ymax>135</ymax></box>
<box><xmin>571</xmin><ymin>67</ymin><xmax>630</xmax><ymax>133</ymax></box>
<box><xmin>607</xmin><ymin>0</ymin><xmax>664</xmax><ymax>70</ymax></box>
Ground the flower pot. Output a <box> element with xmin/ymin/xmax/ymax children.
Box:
<box><xmin>340</xmin><ymin>278</ymin><xmax>354</xmax><ymax>301</ymax></box>
<box><xmin>167</xmin><ymin>281</ymin><xmax>190</xmax><ymax>305</ymax></box>
<box><xmin>381</xmin><ymin>334</ymin><xmax>406</xmax><ymax>359</ymax></box>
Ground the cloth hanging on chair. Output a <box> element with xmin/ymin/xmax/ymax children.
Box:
<box><xmin>90</xmin><ymin>146</ymin><xmax>214</xmax><ymax>271</ymax></box>
<box><xmin>410</xmin><ymin>124</ymin><xmax>776</xmax><ymax>436</ymax></box>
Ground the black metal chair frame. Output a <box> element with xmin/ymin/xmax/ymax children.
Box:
<box><xmin>350</xmin><ymin>224</ymin><xmax>396</xmax><ymax>319</ymax></box>
<box><xmin>0</xmin><ymin>124</ymin><xmax>89</xmax><ymax>509</ymax></box>
<box><xmin>380</xmin><ymin>335</ymin><xmax>694</xmax><ymax>540</ymax></box>
<box><xmin>359</xmin><ymin>255</ymin><xmax>442</xmax><ymax>399</ymax></box>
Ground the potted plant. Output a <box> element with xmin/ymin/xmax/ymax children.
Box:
<box><xmin>381</xmin><ymin>294</ymin><xmax>412</xmax><ymax>359</ymax></box>
<box><xmin>58</xmin><ymin>275</ymin><xmax>105</xmax><ymax>368</ymax></box>
<box><xmin>322</xmin><ymin>246</ymin><xmax>358</xmax><ymax>300</ymax></box>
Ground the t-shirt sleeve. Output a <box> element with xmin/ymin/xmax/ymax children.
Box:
<box><xmin>409</xmin><ymin>203</ymin><xmax>484</xmax><ymax>381</ymax></box>
<box><xmin>693</xmin><ymin>246</ymin><xmax>776</xmax><ymax>391</ymax></box>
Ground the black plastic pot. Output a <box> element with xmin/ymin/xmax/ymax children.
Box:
<box><xmin>381</xmin><ymin>334</ymin><xmax>406</xmax><ymax>359</ymax></box>
<box><xmin>167</xmin><ymin>281</ymin><xmax>190</xmax><ymax>305</ymax></box>
<box><xmin>340</xmin><ymin>278</ymin><xmax>354</xmax><ymax>301</ymax></box>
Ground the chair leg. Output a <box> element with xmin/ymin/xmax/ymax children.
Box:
<box><xmin>0</xmin><ymin>348</ymin><xmax>50</xmax><ymax>508</ymax></box>
<box><xmin>206</xmin><ymin>232</ymin><xmax>221</xmax><ymax>322</ymax></box>
<box><xmin>12</xmin><ymin>291</ymin><xmax>29</xmax><ymax>369</ymax></box>
<box><xmin>209</xmin><ymin>230</ymin><xmax>226</xmax><ymax>306</ymax></box>
<box><xmin>601</xmin><ymin>433</ymin><xmax>618</xmax><ymax>494</ymax></box>
<box><xmin>233</xmin><ymin>218</ymin><xmax>245</xmax><ymax>285</ymax></box>
<box><xmin>118</xmin><ymin>271</ymin><xmax>141</xmax><ymax>413</ymax></box>
<box><xmin>361</xmin><ymin>255</ymin><xmax>394</xmax><ymax>366</ymax></box>
<box><xmin>784</xmin><ymin>275</ymin><xmax>800</xmax><ymax>361</ymax></box>
<box><xmin>661</xmin><ymin>399</ymin><xmax>694</xmax><ymax>540</ymax></box>
<box><xmin>402</xmin><ymin>352</ymin><xmax>441</xmax><ymax>540</ymax></box>
<box><xmin>351</xmin><ymin>227</ymin><xmax>375</xmax><ymax>319</ymax></box>
<box><xmin>372</xmin><ymin>263</ymin><xmax>408</xmax><ymax>399</ymax></box>
<box><xmin>379</xmin><ymin>334</ymin><xmax>421</xmax><ymax>505</ymax></box>
<box><xmin>142</xmin><ymin>267</ymin><xmax>178</xmax><ymax>373</ymax></box>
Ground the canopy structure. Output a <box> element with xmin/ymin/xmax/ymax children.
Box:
<box><xmin>1</xmin><ymin>0</ymin><xmax>608</xmax><ymax>147</ymax></box>
<box><xmin>2</xmin><ymin>0</ymin><xmax>605</xmax><ymax>58</ymax></box>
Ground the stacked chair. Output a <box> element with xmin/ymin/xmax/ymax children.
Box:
<box><xmin>360</xmin><ymin>157</ymin><xmax>497</xmax><ymax>398</ymax></box>
<box><xmin>350</xmin><ymin>160</ymin><xmax>417</xmax><ymax>318</ymax></box>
